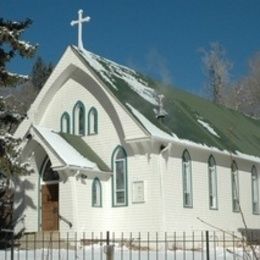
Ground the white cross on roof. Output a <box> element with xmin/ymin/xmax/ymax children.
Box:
<box><xmin>71</xmin><ymin>9</ymin><xmax>91</xmax><ymax>50</ymax></box>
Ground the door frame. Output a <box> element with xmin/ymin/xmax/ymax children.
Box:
<box><xmin>41</xmin><ymin>182</ymin><xmax>59</xmax><ymax>231</ymax></box>
<box><xmin>38</xmin><ymin>157</ymin><xmax>60</xmax><ymax>231</ymax></box>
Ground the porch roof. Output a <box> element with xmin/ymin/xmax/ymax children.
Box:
<box><xmin>59</xmin><ymin>133</ymin><xmax>110</xmax><ymax>172</ymax></box>
<box><xmin>33</xmin><ymin>126</ymin><xmax>110</xmax><ymax>173</ymax></box>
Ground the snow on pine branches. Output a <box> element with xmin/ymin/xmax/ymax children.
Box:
<box><xmin>0</xmin><ymin>96</ymin><xmax>31</xmax><ymax>177</ymax></box>
<box><xmin>0</xmin><ymin>18</ymin><xmax>37</xmax><ymax>86</ymax></box>
<box><xmin>0</xmin><ymin>132</ymin><xmax>31</xmax><ymax>176</ymax></box>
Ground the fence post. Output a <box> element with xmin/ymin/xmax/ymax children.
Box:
<box><xmin>10</xmin><ymin>230</ymin><xmax>14</xmax><ymax>260</ymax></box>
<box><xmin>206</xmin><ymin>230</ymin><xmax>210</xmax><ymax>260</ymax></box>
<box><xmin>106</xmin><ymin>231</ymin><xmax>109</xmax><ymax>246</ymax></box>
<box><xmin>104</xmin><ymin>231</ymin><xmax>114</xmax><ymax>260</ymax></box>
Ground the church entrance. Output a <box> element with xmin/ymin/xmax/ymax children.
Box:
<box><xmin>42</xmin><ymin>184</ymin><xmax>59</xmax><ymax>231</ymax></box>
<box><xmin>40</xmin><ymin>158</ymin><xmax>60</xmax><ymax>231</ymax></box>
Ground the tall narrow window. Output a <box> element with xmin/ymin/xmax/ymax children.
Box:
<box><xmin>231</xmin><ymin>161</ymin><xmax>239</xmax><ymax>212</ymax></box>
<box><xmin>252</xmin><ymin>166</ymin><xmax>260</xmax><ymax>214</ymax></box>
<box><xmin>88</xmin><ymin>107</ymin><xmax>98</xmax><ymax>135</ymax></box>
<box><xmin>112</xmin><ymin>146</ymin><xmax>127</xmax><ymax>206</ymax></box>
<box><xmin>208</xmin><ymin>155</ymin><xmax>218</xmax><ymax>209</ymax></box>
<box><xmin>60</xmin><ymin>112</ymin><xmax>70</xmax><ymax>133</ymax></box>
<box><xmin>73</xmin><ymin>101</ymin><xmax>85</xmax><ymax>135</ymax></box>
<box><xmin>182</xmin><ymin>150</ymin><xmax>193</xmax><ymax>208</ymax></box>
<box><xmin>92</xmin><ymin>178</ymin><xmax>102</xmax><ymax>207</ymax></box>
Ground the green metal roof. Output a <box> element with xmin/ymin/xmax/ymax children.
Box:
<box><xmin>60</xmin><ymin>133</ymin><xmax>110</xmax><ymax>172</ymax></box>
<box><xmin>72</xmin><ymin>46</ymin><xmax>260</xmax><ymax>158</ymax></box>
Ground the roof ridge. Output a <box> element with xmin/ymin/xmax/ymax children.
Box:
<box><xmin>71</xmin><ymin>46</ymin><xmax>260</xmax><ymax>159</ymax></box>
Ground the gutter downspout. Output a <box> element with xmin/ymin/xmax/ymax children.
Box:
<box><xmin>71</xmin><ymin>170</ymin><xmax>80</xmax><ymax>231</ymax></box>
<box><xmin>159</xmin><ymin>143</ymin><xmax>172</xmax><ymax>232</ymax></box>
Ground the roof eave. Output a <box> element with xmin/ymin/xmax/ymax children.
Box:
<box><xmin>125</xmin><ymin>136</ymin><xmax>151</xmax><ymax>143</ymax></box>
<box><xmin>150</xmin><ymin>135</ymin><xmax>260</xmax><ymax>164</ymax></box>
<box><xmin>53</xmin><ymin>164</ymin><xmax>112</xmax><ymax>179</ymax></box>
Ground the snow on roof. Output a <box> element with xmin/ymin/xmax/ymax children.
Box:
<box><xmin>34</xmin><ymin>126</ymin><xmax>98</xmax><ymax>170</ymax></box>
<box><xmin>126</xmin><ymin>103</ymin><xmax>174</xmax><ymax>140</ymax></box>
<box><xmin>71</xmin><ymin>46</ymin><xmax>260</xmax><ymax>160</ymax></box>
<box><xmin>126</xmin><ymin>104</ymin><xmax>260</xmax><ymax>163</ymax></box>
<box><xmin>81</xmin><ymin>49</ymin><xmax>117</xmax><ymax>89</ymax></box>
<box><xmin>80</xmin><ymin>48</ymin><xmax>159</xmax><ymax>105</ymax></box>
<box><xmin>197</xmin><ymin>119</ymin><xmax>220</xmax><ymax>138</ymax></box>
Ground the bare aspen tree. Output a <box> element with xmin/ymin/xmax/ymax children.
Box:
<box><xmin>237</xmin><ymin>52</ymin><xmax>260</xmax><ymax>117</ymax></box>
<box><xmin>200</xmin><ymin>42</ymin><xmax>233</xmax><ymax>105</ymax></box>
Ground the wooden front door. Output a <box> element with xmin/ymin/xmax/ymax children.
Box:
<box><xmin>42</xmin><ymin>184</ymin><xmax>59</xmax><ymax>231</ymax></box>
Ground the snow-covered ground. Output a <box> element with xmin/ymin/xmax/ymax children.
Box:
<box><xmin>0</xmin><ymin>245</ymin><xmax>258</xmax><ymax>259</ymax></box>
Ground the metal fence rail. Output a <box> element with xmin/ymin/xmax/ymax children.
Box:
<box><xmin>0</xmin><ymin>230</ymin><xmax>259</xmax><ymax>260</ymax></box>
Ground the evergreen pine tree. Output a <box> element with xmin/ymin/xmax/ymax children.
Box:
<box><xmin>0</xmin><ymin>96</ymin><xmax>30</xmax><ymax>241</ymax></box>
<box><xmin>0</xmin><ymin>18</ymin><xmax>37</xmax><ymax>86</ymax></box>
<box><xmin>31</xmin><ymin>56</ymin><xmax>53</xmax><ymax>89</ymax></box>
<box><xmin>0</xmin><ymin>18</ymin><xmax>36</xmax><ymax>236</ymax></box>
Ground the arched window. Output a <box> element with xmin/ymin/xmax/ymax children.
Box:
<box><xmin>92</xmin><ymin>178</ymin><xmax>102</xmax><ymax>207</ymax></box>
<box><xmin>60</xmin><ymin>112</ymin><xmax>70</xmax><ymax>133</ymax></box>
<box><xmin>73</xmin><ymin>101</ymin><xmax>85</xmax><ymax>136</ymax></box>
<box><xmin>251</xmin><ymin>165</ymin><xmax>260</xmax><ymax>214</ymax></box>
<box><xmin>41</xmin><ymin>159</ymin><xmax>60</xmax><ymax>182</ymax></box>
<box><xmin>208</xmin><ymin>155</ymin><xmax>218</xmax><ymax>210</ymax></box>
<box><xmin>88</xmin><ymin>107</ymin><xmax>98</xmax><ymax>135</ymax></box>
<box><xmin>112</xmin><ymin>146</ymin><xmax>127</xmax><ymax>206</ymax></box>
<box><xmin>182</xmin><ymin>150</ymin><xmax>192</xmax><ymax>208</ymax></box>
<box><xmin>231</xmin><ymin>161</ymin><xmax>239</xmax><ymax>212</ymax></box>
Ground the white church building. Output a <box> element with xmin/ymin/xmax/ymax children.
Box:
<box><xmin>14</xmin><ymin>10</ymin><xmax>260</xmax><ymax>234</ymax></box>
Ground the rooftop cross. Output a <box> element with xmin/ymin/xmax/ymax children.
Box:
<box><xmin>71</xmin><ymin>9</ymin><xmax>91</xmax><ymax>50</ymax></box>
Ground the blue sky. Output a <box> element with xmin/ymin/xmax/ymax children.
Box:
<box><xmin>1</xmin><ymin>0</ymin><xmax>260</xmax><ymax>94</ymax></box>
